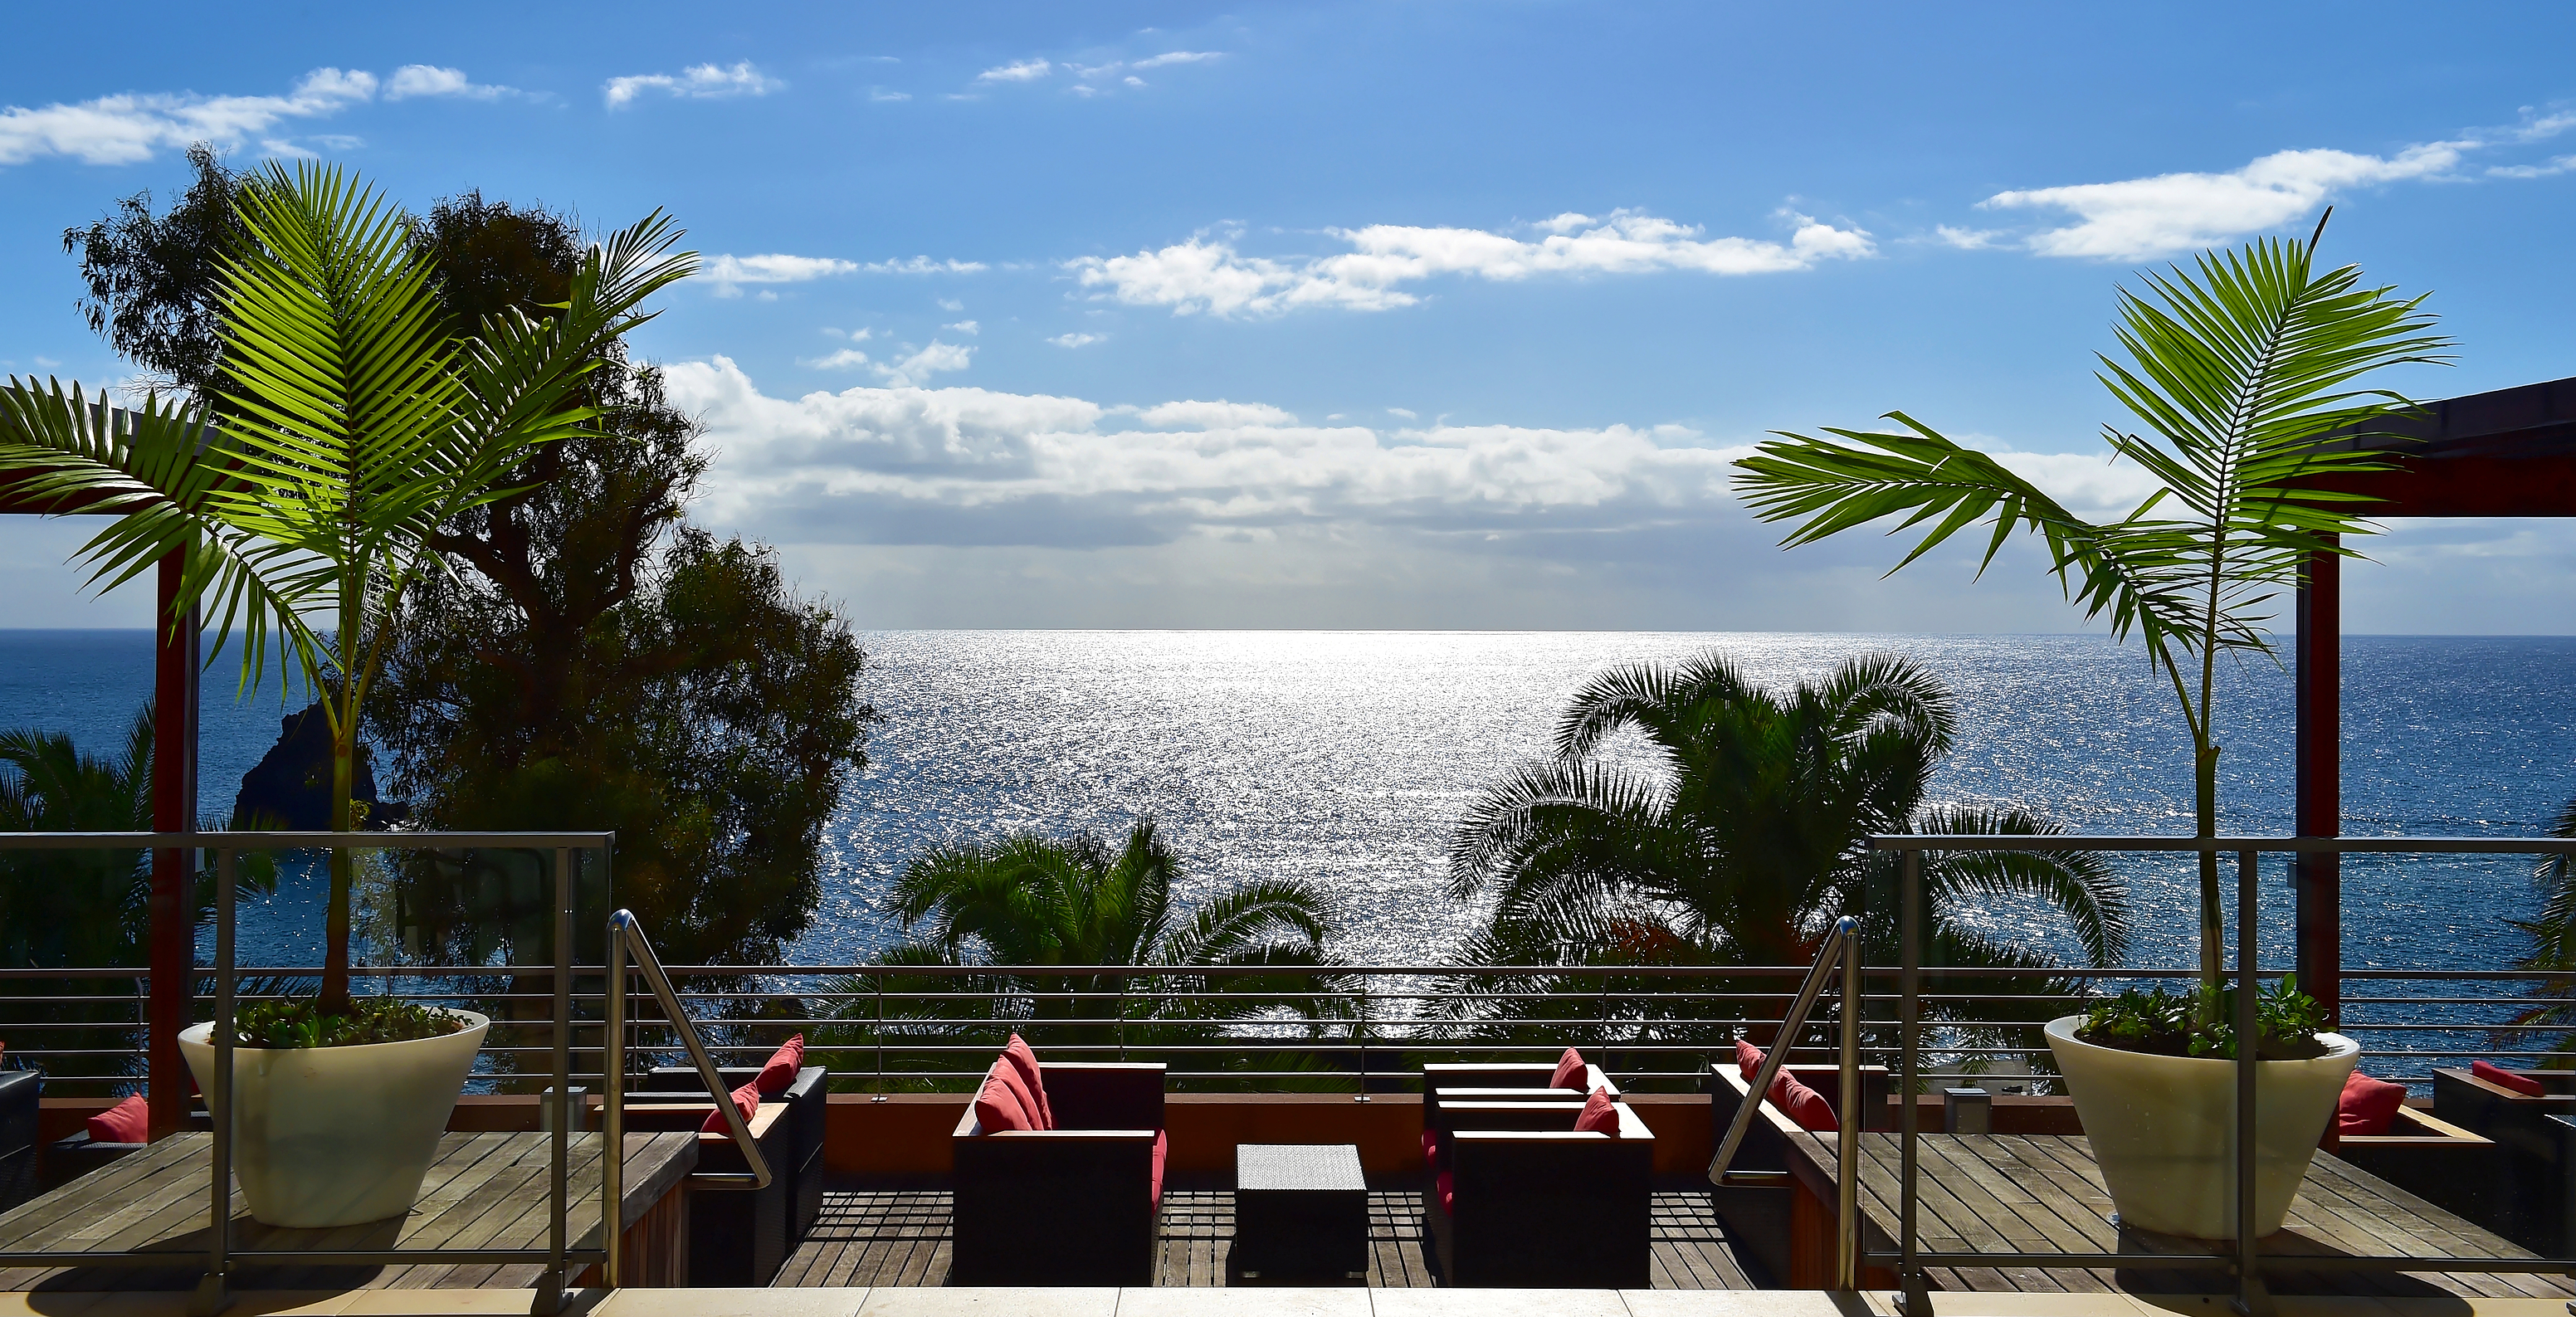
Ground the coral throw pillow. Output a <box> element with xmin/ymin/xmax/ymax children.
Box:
<box><xmin>1573</xmin><ymin>1086</ymin><xmax>1621</xmax><ymax>1136</ymax></box>
<box><xmin>1734</xmin><ymin>1038</ymin><xmax>1765</xmax><ymax>1081</ymax></box>
<box><xmin>700</xmin><ymin>1081</ymin><xmax>760</xmax><ymax>1134</ymax></box>
<box><xmin>1549</xmin><ymin>1047</ymin><xmax>1587</xmax><ymax>1091</ymax></box>
<box><xmin>755</xmin><ymin>1035</ymin><xmax>806</xmax><ymax>1095</ymax></box>
<box><xmin>2336</xmin><ymin>1070</ymin><xmax>2408</xmax><ymax>1137</ymax></box>
<box><xmin>974</xmin><ymin>1065</ymin><xmax>1034</xmax><ymax>1133</ymax></box>
<box><xmin>2473</xmin><ymin>1060</ymin><xmax>2547</xmax><ymax>1097</ymax></box>
<box><xmin>1773</xmin><ymin>1071</ymin><xmax>1838</xmax><ymax>1133</ymax></box>
<box><xmin>1002</xmin><ymin>1033</ymin><xmax>1053</xmax><ymax>1129</ymax></box>
<box><xmin>89</xmin><ymin>1094</ymin><xmax>149</xmax><ymax>1144</ymax></box>
<box><xmin>987</xmin><ymin>1052</ymin><xmax>1043</xmax><ymax>1129</ymax></box>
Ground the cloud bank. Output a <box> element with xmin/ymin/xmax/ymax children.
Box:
<box><xmin>0</xmin><ymin>67</ymin><xmax>378</xmax><ymax>165</ymax></box>
<box><xmin>1069</xmin><ymin>209</ymin><xmax>1875</xmax><ymax>316</ymax></box>
<box><xmin>603</xmin><ymin>61</ymin><xmax>781</xmax><ymax>109</ymax></box>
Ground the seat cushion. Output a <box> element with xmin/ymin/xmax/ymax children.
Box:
<box><xmin>87</xmin><ymin>1095</ymin><xmax>148</xmax><ymax>1144</ymax></box>
<box><xmin>1735</xmin><ymin>1038</ymin><xmax>1765</xmax><ymax>1080</ymax></box>
<box><xmin>700</xmin><ymin>1080</ymin><xmax>760</xmax><ymax>1134</ymax></box>
<box><xmin>1773</xmin><ymin>1071</ymin><xmax>1837</xmax><ymax>1132</ymax></box>
<box><xmin>1151</xmin><ymin>1129</ymin><xmax>1169</xmax><ymax>1208</ymax></box>
<box><xmin>1549</xmin><ymin>1047</ymin><xmax>1586</xmax><ymax>1090</ymax></box>
<box><xmin>1434</xmin><ymin>1168</ymin><xmax>1454</xmax><ymax>1217</ymax></box>
<box><xmin>974</xmin><ymin>1065</ymin><xmax>1034</xmax><ymax>1132</ymax></box>
<box><xmin>2472</xmin><ymin>1060</ymin><xmax>2546</xmax><ymax>1097</ymax></box>
<box><xmin>1573</xmin><ymin>1086</ymin><xmax>1620</xmax><ymax>1135</ymax></box>
<box><xmin>755</xmin><ymin>1037</ymin><xmax>806</xmax><ymax>1096</ymax></box>
<box><xmin>2337</xmin><ymin>1069</ymin><xmax>2408</xmax><ymax>1136</ymax></box>
<box><xmin>1002</xmin><ymin>1034</ymin><xmax>1053</xmax><ymax>1129</ymax></box>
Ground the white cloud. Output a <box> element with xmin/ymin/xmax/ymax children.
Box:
<box><xmin>821</xmin><ymin>326</ymin><xmax>873</xmax><ymax>341</ymax></box>
<box><xmin>705</xmin><ymin>253</ymin><xmax>860</xmax><ymax>296</ymax></box>
<box><xmin>875</xmin><ymin>341</ymin><xmax>975</xmax><ymax>387</ymax></box>
<box><xmin>805</xmin><ymin>349</ymin><xmax>875</xmax><ymax>370</ymax></box>
<box><xmin>1386</xmin><ymin>407</ymin><xmax>1417</xmax><ymax>421</ymax></box>
<box><xmin>944</xmin><ymin>320</ymin><xmax>980</xmax><ymax>334</ymax></box>
<box><xmin>1125</xmin><ymin>76</ymin><xmax>1145</xmax><ymax>88</ymax></box>
<box><xmin>976</xmin><ymin>59</ymin><xmax>1052</xmax><ymax>84</ymax></box>
<box><xmin>1069</xmin><ymin>208</ymin><xmax>1875</xmax><ymax>317</ymax></box>
<box><xmin>603</xmin><ymin>61</ymin><xmax>781</xmax><ymax>109</ymax></box>
<box><xmin>1047</xmin><ymin>333</ymin><xmax>1103</xmax><ymax>348</ymax></box>
<box><xmin>866</xmin><ymin>256</ymin><xmax>988</xmax><ymax>275</ymax></box>
<box><xmin>385</xmin><ymin>66</ymin><xmax>514</xmax><ymax>100</ymax></box>
<box><xmin>665</xmin><ymin>356</ymin><xmax>1741</xmax><ymax>547</ymax></box>
<box><xmin>2491</xmin><ymin>154</ymin><xmax>2576</xmax><ymax>179</ymax></box>
<box><xmin>1132</xmin><ymin>51</ymin><xmax>1221</xmax><ymax>69</ymax></box>
<box><xmin>870</xmin><ymin>88</ymin><xmax>912</xmax><ymax>103</ymax></box>
<box><xmin>1933</xmin><ymin>225</ymin><xmax>2006</xmax><ymax>250</ymax></box>
<box><xmin>1983</xmin><ymin>142</ymin><xmax>2467</xmax><ymax>260</ymax></box>
<box><xmin>0</xmin><ymin>67</ymin><xmax>378</xmax><ymax>166</ymax></box>
<box><xmin>938</xmin><ymin>299</ymin><xmax>966</xmax><ymax>311</ymax></box>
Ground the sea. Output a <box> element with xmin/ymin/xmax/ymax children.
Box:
<box><xmin>3</xmin><ymin>629</ymin><xmax>2571</xmax><ymax>984</ymax></box>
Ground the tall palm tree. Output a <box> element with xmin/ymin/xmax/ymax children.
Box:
<box><xmin>2496</xmin><ymin>797</ymin><xmax>2576</xmax><ymax>1065</ymax></box>
<box><xmin>1437</xmin><ymin>653</ymin><xmax>2127</xmax><ymax>1067</ymax></box>
<box><xmin>1731</xmin><ymin>216</ymin><xmax>2447</xmax><ymax>1022</ymax></box>
<box><xmin>0</xmin><ymin>163</ymin><xmax>694</xmax><ymax>1009</ymax></box>
<box><xmin>833</xmin><ymin>817</ymin><xmax>1351</xmax><ymax>1088</ymax></box>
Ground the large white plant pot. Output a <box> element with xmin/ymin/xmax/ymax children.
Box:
<box><xmin>2045</xmin><ymin>1016</ymin><xmax>2357</xmax><ymax>1240</ymax></box>
<box><xmin>178</xmin><ymin>1011</ymin><xmax>487</xmax><ymax>1228</ymax></box>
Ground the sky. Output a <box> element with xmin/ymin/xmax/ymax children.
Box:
<box><xmin>2</xmin><ymin>2</ymin><xmax>2572</xmax><ymax>633</ymax></box>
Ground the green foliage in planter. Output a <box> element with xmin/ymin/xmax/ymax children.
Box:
<box><xmin>228</xmin><ymin>996</ymin><xmax>464</xmax><ymax>1049</ymax></box>
<box><xmin>2078</xmin><ymin>974</ymin><xmax>2329</xmax><ymax>1061</ymax></box>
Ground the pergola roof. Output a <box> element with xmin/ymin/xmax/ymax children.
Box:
<box><xmin>2314</xmin><ymin>373</ymin><xmax>2576</xmax><ymax>516</ymax></box>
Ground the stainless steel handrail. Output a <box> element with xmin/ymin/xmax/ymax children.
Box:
<box><xmin>1708</xmin><ymin>912</ymin><xmax>1863</xmax><ymax>1291</ymax></box>
<box><xmin>601</xmin><ymin>907</ymin><xmax>772</xmax><ymax>1289</ymax></box>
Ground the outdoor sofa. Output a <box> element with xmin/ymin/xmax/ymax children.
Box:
<box><xmin>0</xmin><ymin>1070</ymin><xmax>35</xmax><ymax>1211</ymax></box>
<box><xmin>1424</xmin><ymin>1095</ymin><xmax>1654</xmax><ymax>1287</ymax></box>
<box><xmin>643</xmin><ymin>1060</ymin><xmax>830</xmax><ymax>1244</ymax></box>
<box><xmin>1420</xmin><ymin>1050</ymin><xmax>1620</xmax><ymax>1172</ymax></box>
<box><xmin>624</xmin><ymin>1041</ymin><xmax>813</xmax><ymax>1286</ymax></box>
<box><xmin>950</xmin><ymin>1053</ymin><xmax>1168</xmax><ymax>1285</ymax></box>
<box><xmin>1708</xmin><ymin>1059</ymin><xmax>1894</xmax><ymax>1289</ymax></box>
<box><xmin>2429</xmin><ymin>1064</ymin><xmax>2576</xmax><ymax>1256</ymax></box>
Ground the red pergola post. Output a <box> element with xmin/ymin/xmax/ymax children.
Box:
<box><xmin>148</xmin><ymin>547</ymin><xmax>198</xmax><ymax>1138</ymax></box>
<box><xmin>2293</xmin><ymin>539</ymin><xmax>2341</xmax><ymax>1027</ymax></box>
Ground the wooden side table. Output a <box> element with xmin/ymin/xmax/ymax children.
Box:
<box><xmin>1233</xmin><ymin>1143</ymin><xmax>1368</xmax><ymax>1280</ymax></box>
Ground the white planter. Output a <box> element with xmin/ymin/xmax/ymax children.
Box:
<box><xmin>178</xmin><ymin>1010</ymin><xmax>487</xmax><ymax>1227</ymax></box>
<box><xmin>2045</xmin><ymin>1016</ymin><xmax>2357</xmax><ymax>1240</ymax></box>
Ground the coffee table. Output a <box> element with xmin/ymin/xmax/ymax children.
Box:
<box><xmin>1233</xmin><ymin>1142</ymin><xmax>1368</xmax><ymax>1280</ymax></box>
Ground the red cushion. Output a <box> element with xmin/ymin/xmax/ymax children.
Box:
<box><xmin>1150</xmin><ymin>1129</ymin><xmax>1168</xmax><ymax>1208</ymax></box>
<box><xmin>2473</xmin><ymin>1060</ymin><xmax>2547</xmax><ymax>1097</ymax></box>
<box><xmin>755</xmin><ymin>1035</ymin><xmax>805</xmax><ymax>1095</ymax></box>
<box><xmin>700</xmin><ymin>1081</ymin><xmax>759</xmax><ymax>1134</ymax></box>
<box><xmin>1735</xmin><ymin>1038</ymin><xmax>1765</xmax><ymax>1081</ymax></box>
<box><xmin>1002</xmin><ymin>1034</ymin><xmax>1053</xmax><ymax>1129</ymax></box>
<box><xmin>987</xmin><ymin>1056</ymin><xmax>1042</xmax><ymax>1128</ymax></box>
<box><xmin>88</xmin><ymin>1094</ymin><xmax>149</xmax><ymax>1144</ymax></box>
<box><xmin>2336</xmin><ymin>1070</ymin><xmax>2407</xmax><ymax>1137</ymax></box>
<box><xmin>1573</xmin><ymin>1086</ymin><xmax>1620</xmax><ymax>1135</ymax></box>
<box><xmin>1420</xmin><ymin>1127</ymin><xmax>1440</xmax><ymax>1168</ymax></box>
<box><xmin>1549</xmin><ymin>1047</ymin><xmax>1586</xmax><ymax>1091</ymax></box>
<box><xmin>975</xmin><ymin>1064</ymin><xmax>1035</xmax><ymax>1132</ymax></box>
<box><xmin>1434</xmin><ymin>1168</ymin><xmax>1455</xmax><ymax>1217</ymax></box>
<box><xmin>1774</xmin><ymin>1071</ymin><xmax>1838</xmax><ymax>1132</ymax></box>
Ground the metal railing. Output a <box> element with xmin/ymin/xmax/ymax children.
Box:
<box><xmin>1872</xmin><ymin>834</ymin><xmax>2576</xmax><ymax>1317</ymax></box>
<box><xmin>601</xmin><ymin>907</ymin><xmax>771</xmax><ymax>1288</ymax></box>
<box><xmin>1709</xmin><ymin>914</ymin><xmax>1863</xmax><ymax>1290</ymax></box>
<box><xmin>0</xmin><ymin>830</ymin><xmax>610</xmax><ymax>1317</ymax></box>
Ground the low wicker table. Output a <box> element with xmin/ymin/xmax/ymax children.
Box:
<box><xmin>1232</xmin><ymin>1143</ymin><xmax>1368</xmax><ymax>1280</ymax></box>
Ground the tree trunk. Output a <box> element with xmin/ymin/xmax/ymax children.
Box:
<box><xmin>323</xmin><ymin>711</ymin><xmax>354</xmax><ymax>1012</ymax></box>
<box><xmin>2196</xmin><ymin>741</ymin><xmax>2223</xmax><ymax>1025</ymax></box>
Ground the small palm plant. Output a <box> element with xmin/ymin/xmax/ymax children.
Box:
<box><xmin>0</xmin><ymin>163</ymin><xmax>694</xmax><ymax>1015</ymax></box>
<box><xmin>833</xmin><ymin>817</ymin><xmax>1353</xmax><ymax>1089</ymax></box>
<box><xmin>1731</xmin><ymin>215</ymin><xmax>2447</xmax><ymax>1028</ymax></box>
<box><xmin>2496</xmin><ymin>798</ymin><xmax>2576</xmax><ymax>1065</ymax></box>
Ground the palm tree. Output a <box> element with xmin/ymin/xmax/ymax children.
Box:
<box><xmin>2496</xmin><ymin>797</ymin><xmax>2576</xmax><ymax>1065</ymax></box>
<box><xmin>0</xmin><ymin>163</ymin><xmax>694</xmax><ymax>1010</ymax></box>
<box><xmin>1437</xmin><ymin>653</ymin><xmax>2127</xmax><ymax>1071</ymax></box>
<box><xmin>833</xmin><ymin>817</ymin><xmax>1352</xmax><ymax>1088</ymax></box>
<box><xmin>1731</xmin><ymin>215</ymin><xmax>2447</xmax><ymax>1022</ymax></box>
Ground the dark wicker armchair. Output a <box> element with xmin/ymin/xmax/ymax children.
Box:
<box><xmin>2430</xmin><ymin>1066</ymin><xmax>2576</xmax><ymax>1256</ymax></box>
<box><xmin>1424</xmin><ymin>1097</ymin><xmax>1654</xmax><ymax>1288</ymax></box>
<box><xmin>645</xmin><ymin>1064</ymin><xmax>830</xmax><ymax>1243</ymax></box>
<box><xmin>950</xmin><ymin>1061</ymin><xmax>1167</xmax><ymax>1285</ymax></box>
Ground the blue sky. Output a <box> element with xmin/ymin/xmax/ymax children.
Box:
<box><xmin>2</xmin><ymin>2</ymin><xmax>2573</xmax><ymax>632</ymax></box>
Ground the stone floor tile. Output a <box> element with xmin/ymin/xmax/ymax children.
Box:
<box><xmin>856</xmin><ymin>1287</ymin><xmax>1119</xmax><ymax>1317</ymax></box>
<box><xmin>1617</xmin><ymin>1292</ymin><xmax>1860</xmax><ymax>1317</ymax></box>
<box><xmin>1373</xmin><ymin>1287</ymin><xmax>1632</xmax><ymax>1317</ymax></box>
<box><xmin>600</xmin><ymin>1289</ymin><xmax>866</xmax><ymax>1317</ymax></box>
<box><xmin>1112</xmin><ymin>1286</ymin><xmax>1373</xmax><ymax>1317</ymax></box>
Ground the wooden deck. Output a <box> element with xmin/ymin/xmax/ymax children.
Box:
<box><xmin>0</xmin><ymin>1130</ymin><xmax>696</xmax><ymax>1292</ymax></box>
<box><xmin>1786</xmin><ymin>1130</ymin><xmax>2576</xmax><ymax>1301</ymax></box>
<box><xmin>778</xmin><ymin>1183</ymin><xmax>1762</xmax><ymax>1289</ymax></box>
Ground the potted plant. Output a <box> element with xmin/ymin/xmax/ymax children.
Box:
<box><xmin>1</xmin><ymin>162</ymin><xmax>692</xmax><ymax>1226</ymax></box>
<box><xmin>1730</xmin><ymin>213</ymin><xmax>2445</xmax><ymax>1239</ymax></box>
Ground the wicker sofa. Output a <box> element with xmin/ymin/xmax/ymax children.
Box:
<box><xmin>1423</xmin><ymin>1095</ymin><xmax>1654</xmax><ymax>1287</ymax></box>
<box><xmin>950</xmin><ymin>1060</ymin><xmax>1167</xmax><ymax>1285</ymax></box>
<box><xmin>2429</xmin><ymin>1065</ymin><xmax>2576</xmax><ymax>1255</ymax></box>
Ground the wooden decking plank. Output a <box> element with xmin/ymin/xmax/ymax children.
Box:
<box><xmin>1910</xmin><ymin>1137</ymin><xmax>2085</xmax><ymax>1290</ymax></box>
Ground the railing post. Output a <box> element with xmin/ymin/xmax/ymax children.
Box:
<box><xmin>189</xmin><ymin>845</ymin><xmax>235</xmax><ymax>1317</ymax></box>
<box><xmin>2234</xmin><ymin>847</ymin><xmax>2271</xmax><ymax>1317</ymax></box>
<box><xmin>1354</xmin><ymin>979</ymin><xmax>1370</xmax><ymax>1103</ymax></box>
<box><xmin>1899</xmin><ymin>846</ymin><xmax>1930</xmax><ymax>1315</ymax></box>
<box><xmin>536</xmin><ymin>846</ymin><xmax>572</xmax><ymax>1316</ymax></box>
<box><xmin>1837</xmin><ymin>915</ymin><xmax>1861</xmax><ymax>1291</ymax></box>
<box><xmin>603</xmin><ymin>907</ymin><xmax>624</xmax><ymax>1289</ymax></box>
<box><xmin>872</xmin><ymin>969</ymin><xmax>887</xmax><ymax>1101</ymax></box>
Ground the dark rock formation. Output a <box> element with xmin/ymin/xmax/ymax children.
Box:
<box><xmin>233</xmin><ymin>700</ymin><xmax>408</xmax><ymax>830</ymax></box>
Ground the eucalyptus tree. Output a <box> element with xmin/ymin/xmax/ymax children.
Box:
<box><xmin>1731</xmin><ymin>215</ymin><xmax>2447</xmax><ymax>1022</ymax></box>
<box><xmin>0</xmin><ymin>162</ymin><xmax>694</xmax><ymax>1009</ymax></box>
